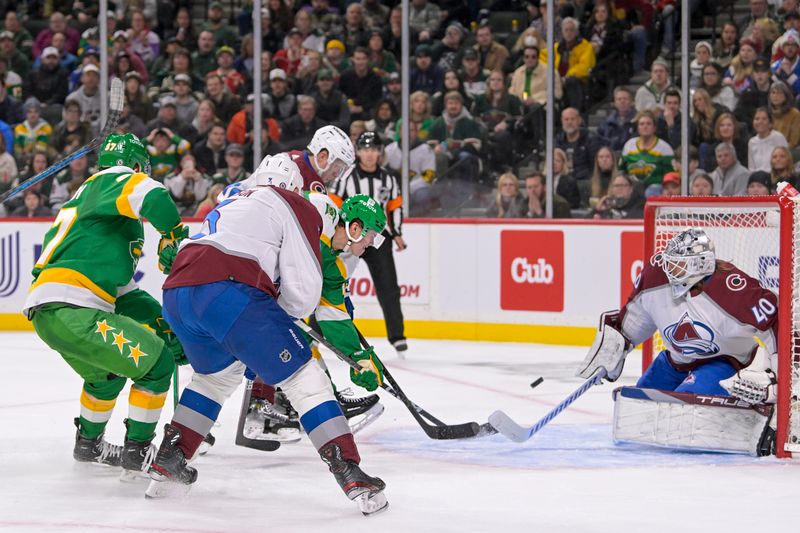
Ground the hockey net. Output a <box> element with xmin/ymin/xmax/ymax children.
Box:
<box><xmin>643</xmin><ymin>196</ymin><xmax>800</xmax><ymax>458</ymax></box>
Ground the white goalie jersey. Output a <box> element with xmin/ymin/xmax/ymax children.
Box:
<box><xmin>616</xmin><ymin>255</ymin><xmax>779</xmax><ymax>370</ymax></box>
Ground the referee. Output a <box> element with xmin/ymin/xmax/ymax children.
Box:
<box><xmin>331</xmin><ymin>131</ymin><xmax>408</xmax><ymax>353</ymax></box>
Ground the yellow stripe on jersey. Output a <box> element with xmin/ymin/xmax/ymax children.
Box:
<box><xmin>30</xmin><ymin>267</ymin><xmax>116</xmax><ymax>304</ymax></box>
<box><xmin>128</xmin><ymin>386</ymin><xmax>167</xmax><ymax>410</ymax></box>
<box><xmin>320</xmin><ymin>296</ymin><xmax>347</xmax><ymax>312</ymax></box>
<box><xmin>334</xmin><ymin>256</ymin><xmax>347</xmax><ymax>279</ymax></box>
<box><xmin>321</xmin><ymin>234</ymin><xmax>331</xmax><ymax>248</ymax></box>
<box><xmin>115</xmin><ymin>173</ymin><xmax>148</xmax><ymax>218</ymax></box>
<box><xmin>80</xmin><ymin>390</ymin><xmax>116</xmax><ymax>412</ymax></box>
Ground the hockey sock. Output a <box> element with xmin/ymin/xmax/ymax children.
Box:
<box><xmin>251</xmin><ymin>380</ymin><xmax>276</xmax><ymax>403</ymax></box>
<box><xmin>79</xmin><ymin>376</ymin><xmax>127</xmax><ymax>440</ymax></box>
<box><xmin>127</xmin><ymin>345</ymin><xmax>173</xmax><ymax>442</ymax></box>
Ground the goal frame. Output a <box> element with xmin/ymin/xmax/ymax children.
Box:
<box><xmin>642</xmin><ymin>195</ymin><xmax>796</xmax><ymax>458</ymax></box>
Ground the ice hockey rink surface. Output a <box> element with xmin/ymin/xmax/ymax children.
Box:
<box><xmin>1</xmin><ymin>332</ymin><xmax>798</xmax><ymax>533</ymax></box>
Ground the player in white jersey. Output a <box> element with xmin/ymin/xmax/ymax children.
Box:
<box><xmin>578</xmin><ymin>228</ymin><xmax>779</xmax><ymax>402</ymax></box>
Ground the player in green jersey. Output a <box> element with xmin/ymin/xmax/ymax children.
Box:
<box><xmin>22</xmin><ymin>133</ymin><xmax>189</xmax><ymax>479</ymax></box>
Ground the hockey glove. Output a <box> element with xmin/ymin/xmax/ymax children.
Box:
<box><xmin>577</xmin><ymin>316</ymin><xmax>632</xmax><ymax>382</ymax></box>
<box><xmin>158</xmin><ymin>224</ymin><xmax>189</xmax><ymax>274</ymax></box>
<box><xmin>349</xmin><ymin>347</ymin><xmax>384</xmax><ymax>392</ymax></box>
<box><xmin>720</xmin><ymin>369</ymin><xmax>777</xmax><ymax>404</ymax></box>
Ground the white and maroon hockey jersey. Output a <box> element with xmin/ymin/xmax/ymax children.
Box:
<box><xmin>164</xmin><ymin>186</ymin><xmax>323</xmax><ymax>319</ymax></box>
<box><xmin>616</xmin><ymin>255</ymin><xmax>778</xmax><ymax>370</ymax></box>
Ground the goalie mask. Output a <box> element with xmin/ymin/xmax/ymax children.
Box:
<box><xmin>661</xmin><ymin>228</ymin><xmax>716</xmax><ymax>298</ymax></box>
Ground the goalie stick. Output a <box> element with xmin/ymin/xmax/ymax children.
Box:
<box><xmin>296</xmin><ymin>319</ymin><xmax>496</xmax><ymax>440</ymax></box>
<box><xmin>0</xmin><ymin>77</ymin><xmax>125</xmax><ymax>203</ymax></box>
<box><xmin>488</xmin><ymin>368</ymin><xmax>606</xmax><ymax>443</ymax></box>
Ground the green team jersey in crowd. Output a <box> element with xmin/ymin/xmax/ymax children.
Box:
<box><xmin>619</xmin><ymin>137</ymin><xmax>675</xmax><ymax>187</ymax></box>
<box><xmin>23</xmin><ymin>166</ymin><xmax>182</xmax><ymax>315</ymax></box>
<box><xmin>307</xmin><ymin>192</ymin><xmax>362</xmax><ymax>357</ymax></box>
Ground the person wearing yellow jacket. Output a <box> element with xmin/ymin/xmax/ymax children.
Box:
<box><xmin>539</xmin><ymin>17</ymin><xmax>596</xmax><ymax>111</ymax></box>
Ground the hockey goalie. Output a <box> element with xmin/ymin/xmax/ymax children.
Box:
<box><xmin>577</xmin><ymin>228</ymin><xmax>780</xmax><ymax>455</ymax></box>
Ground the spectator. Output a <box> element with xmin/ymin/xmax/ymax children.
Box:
<box><xmin>410</xmin><ymin>44</ymin><xmax>444</xmax><ymax>95</ymax></box>
<box><xmin>409</xmin><ymin>0</ymin><xmax>441</xmax><ymax>42</ymax></box>
<box><xmin>264</xmin><ymin>68</ymin><xmax>297</xmax><ymax>122</ymax></box>
<box><xmin>428</xmin><ymin>91</ymin><xmax>484</xmax><ymax>180</ymax></box>
<box><xmin>384</xmin><ymin>6</ymin><xmax>403</xmax><ymax>59</ymax></box>
<box><xmin>173</xmin><ymin>74</ymin><xmax>200</xmax><ymax>129</ymax></box>
<box><xmin>0</xmin><ymin>81</ymin><xmax>22</xmax><ymax>125</ymax></box>
<box><xmin>311</xmin><ymin>68</ymin><xmax>350</xmax><ymax>130</ymax></box>
<box><xmin>747</xmin><ymin>170</ymin><xmax>774</xmax><ymax>195</ymax></box>
<box><xmin>550</xmin><ymin>147</ymin><xmax>581</xmax><ymax>209</ymax></box>
<box><xmin>3</xmin><ymin>12</ymin><xmax>33</xmax><ymax>58</ymax></box>
<box><xmin>589</xmin><ymin>146</ymin><xmax>618</xmax><ymax>208</ymax></box>
<box><xmin>213</xmin><ymin>46</ymin><xmax>246</xmax><ymax>95</ymax></box>
<box><xmin>293</xmin><ymin>8</ymin><xmax>327</xmax><ymax>52</ymax></box>
<box><xmin>212</xmin><ymin>143</ymin><xmax>250</xmax><ymax>185</ymax></box>
<box><xmin>523</xmin><ymin>172</ymin><xmax>572</xmax><ymax>219</ymax></box>
<box><xmin>699</xmin><ymin>63</ymin><xmax>737</xmax><ymax>112</ymax></box>
<box><xmin>656</xmin><ymin>89</ymin><xmax>683</xmax><ymax>150</ymax></box>
<box><xmin>474</xmin><ymin>23</ymin><xmax>509</xmax><ymax>72</ymax></box>
<box><xmin>619</xmin><ymin>110</ymin><xmax>675</xmax><ymax>193</ymax></box>
<box><xmin>24</xmin><ymin>47</ymin><xmax>68</xmax><ymax>112</ymax></box>
<box><xmin>634</xmin><ymin>58</ymin><xmax>675</xmax><ymax>112</ymax></box>
<box><xmin>146</xmin><ymin>94</ymin><xmax>198</xmax><ymax>143</ymax></box>
<box><xmin>509</xmin><ymin>42</ymin><xmax>563</xmax><ymax>108</ymax></box>
<box><xmin>385</xmin><ymin>119</ymin><xmax>436</xmax><ymax>213</ymax></box>
<box><xmin>738</xmin><ymin>0</ymin><xmax>775</xmax><ymax>37</ymax></box>
<box><xmin>194</xmin><ymin>183</ymin><xmax>226</xmax><ymax>219</ymax></box>
<box><xmin>711</xmin><ymin>142</ymin><xmax>749</xmax><ymax>196</ymax></box>
<box><xmin>581</xmin><ymin>1</ymin><xmax>625</xmax><ymax>100</ymax></box>
<box><xmin>366</xmin><ymin>29</ymin><xmax>397</xmax><ymax>80</ymax></box>
<box><xmin>770</xmin><ymin>145</ymin><xmax>798</xmax><ymax>186</ymax></box>
<box><xmin>0</xmin><ymin>134</ymin><xmax>17</xmax><ymax>195</ymax></box>
<box><xmin>192</xmin><ymin>31</ymin><xmax>218</xmax><ymax>79</ymax></box>
<box><xmin>11</xmin><ymin>189</ymin><xmax>50</xmax><ymax>217</ymax></box>
<box><xmin>227</xmin><ymin>93</ymin><xmax>281</xmax><ymax>147</ymax></box>
<box><xmin>14</xmin><ymin>151</ymin><xmax>49</xmax><ymax>207</ymax></box>
<box><xmin>275</xmin><ymin>27</ymin><xmax>309</xmax><ymax>78</ymax></box>
<box><xmin>540</xmin><ymin>17</ymin><xmax>595</xmax><ymax>111</ymax></box>
<box><xmin>338</xmin><ymin>47</ymin><xmax>383</xmax><ymax>121</ymax></box>
<box><xmin>531</xmin><ymin>0</ymin><xmax>562</xmax><ymax>43</ymax></box>
<box><xmin>124</xmin><ymin>72</ymin><xmax>155</xmax><ymax>124</ymax></box>
<box><xmin>282</xmin><ymin>96</ymin><xmax>326</xmax><ymax>150</ymax></box>
<box><xmin>691</xmin><ymin>172</ymin><xmax>715</xmax><ymax>195</ymax></box>
<box><xmin>192</xmin><ymin>123</ymin><xmax>227</xmax><ymax>176</ymax></box>
<box><xmin>204</xmin><ymin>72</ymin><xmax>242</xmax><ymax>124</ymax></box>
<box><xmin>324</xmin><ymin>39</ymin><xmax>350</xmax><ymax>76</ymax></box>
<box><xmin>485</xmin><ymin>172</ymin><xmax>527</xmax><ymax>218</ymax></box>
<box><xmin>201</xmin><ymin>1</ymin><xmax>239</xmax><ymax>49</ymax></box>
<box><xmin>459</xmin><ymin>48</ymin><xmax>491</xmax><ymax>98</ymax></box>
<box><xmin>771</xmin><ymin>30</ymin><xmax>800</xmax><ymax>93</ymax></box>
<box><xmin>590</xmin><ymin>174</ymin><xmax>644</xmax><ymax>219</ymax></box>
<box><xmin>342</xmin><ymin>3</ymin><xmax>368</xmax><ymax>51</ymax></box>
<box><xmin>164</xmin><ymin>153</ymin><xmax>212</xmax><ymax>216</ymax></box>
<box><xmin>710</xmin><ymin>112</ymin><xmax>748</xmax><ymax>172</ymax></box>
<box><xmin>51</xmin><ymin>100</ymin><xmax>90</xmax><ymax>155</ymax></box>
<box><xmin>257</xmin><ymin>8</ymin><xmax>284</xmax><ymax>54</ymax></box>
<box><xmin>349</xmin><ymin>120</ymin><xmax>367</xmax><ymax>145</ymax></box>
<box><xmin>599</xmin><ymin>86</ymin><xmax>638</xmax><ymax>151</ymax></box>
<box><xmin>661</xmin><ymin>171</ymin><xmax>681</xmax><ymax>197</ymax></box>
<box><xmin>192</xmin><ymin>99</ymin><xmax>222</xmax><ymax>142</ymax></box>
<box><xmin>14</xmin><ymin>99</ymin><xmax>51</xmax><ymax>162</ymax></box>
<box><xmin>165</xmin><ymin>7</ymin><xmax>198</xmax><ymax>52</ymax></box>
<box><xmin>768</xmin><ymin>81</ymin><xmax>800</xmax><ymax>148</ymax></box>
<box><xmin>365</xmin><ymin>99</ymin><xmax>397</xmax><ymax>143</ymax></box>
<box><xmin>65</xmin><ymin>64</ymin><xmax>101</xmax><ymax>125</ymax></box>
<box><xmin>145</xmin><ymin>127</ymin><xmax>191</xmax><ymax>182</ymax></box>
<box><xmin>268</xmin><ymin>0</ymin><xmax>294</xmax><ymax>34</ymax></box>
<box><xmin>555</xmin><ymin>107</ymin><xmax>606</xmax><ymax>187</ymax></box>
<box><xmin>714</xmin><ymin>22</ymin><xmax>738</xmax><ymax>69</ymax></box>
<box><xmin>0</xmin><ymin>31</ymin><xmax>29</xmax><ymax>79</ymax></box>
<box><xmin>432</xmin><ymin>22</ymin><xmax>466</xmax><ymax>72</ymax></box>
<box><xmin>127</xmin><ymin>8</ymin><xmax>159</xmax><ymax>65</ymax></box>
<box><xmin>116</xmin><ymin>102</ymin><xmax>147</xmax><ymax>139</ymax></box>
<box><xmin>111</xmin><ymin>31</ymin><xmax>149</xmax><ymax>84</ymax></box>
<box><xmin>724</xmin><ymin>38</ymin><xmax>757</xmax><ymax>96</ymax></box>
<box><xmin>48</xmin><ymin>155</ymin><xmax>88</xmax><ymax>211</ymax></box>
<box><xmin>235</xmin><ymin>34</ymin><xmax>256</xmax><ymax>78</ymax></box>
<box><xmin>734</xmin><ymin>58</ymin><xmax>773</xmax><ymax>126</ymax></box>
<box><xmin>150</xmin><ymin>47</ymin><xmax>195</xmax><ymax>98</ymax></box>
<box><xmin>362</xmin><ymin>0</ymin><xmax>390</xmax><ymax>29</ymax></box>
<box><xmin>432</xmin><ymin>70</ymin><xmax>473</xmax><ymax>116</ymax></box>
<box><xmin>691</xmin><ymin>89</ymin><xmax>726</xmax><ymax>160</ymax></box>
<box><xmin>471</xmin><ymin>70</ymin><xmax>523</xmax><ymax>170</ymax></box>
<box><xmin>690</xmin><ymin>41</ymin><xmax>714</xmax><ymax>89</ymax></box>
<box><xmin>384</xmin><ymin>71</ymin><xmax>402</xmax><ymax>109</ymax></box>
<box><xmin>33</xmin><ymin>12</ymin><xmax>79</xmax><ymax>58</ymax></box>
<box><xmin>239</xmin><ymin>50</ymin><xmax>273</xmax><ymax>97</ymax></box>
<box><xmin>69</xmin><ymin>47</ymin><xmax>99</xmax><ymax>93</ymax></box>
<box><xmin>748</xmin><ymin>107</ymin><xmax>788</xmax><ymax>171</ymax></box>
<box><xmin>295</xmin><ymin>50</ymin><xmax>324</xmax><ymax>96</ymax></box>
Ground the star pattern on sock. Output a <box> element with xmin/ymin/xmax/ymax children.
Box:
<box><xmin>111</xmin><ymin>330</ymin><xmax>131</xmax><ymax>354</ymax></box>
<box><xmin>95</xmin><ymin>319</ymin><xmax>115</xmax><ymax>342</ymax></box>
<box><xmin>127</xmin><ymin>343</ymin><xmax>147</xmax><ymax>366</ymax></box>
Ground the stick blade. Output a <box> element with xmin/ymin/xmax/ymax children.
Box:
<box><xmin>488</xmin><ymin>410</ymin><xmax>530</xmax><ymax>443</ymax></box>
<box><xmin>424</xmin><ymin>421</ymin><xmax>482</xmax><ymax>440</ymax></box>
<box><xmin>109</xmin><ymin>76</ymin><xmax>124</xmax><ymax>113</ymax></box>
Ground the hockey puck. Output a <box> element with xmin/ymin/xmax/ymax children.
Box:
<box><xmin>529</xmin><ymin>377</ymin><xmax>544</xmax><ymax>389</ymax></box>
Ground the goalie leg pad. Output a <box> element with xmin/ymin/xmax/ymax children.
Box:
<box><xmin>612</xmin><ymin>386</ymin><xmax>773</xmax><ymax>456</ymax></box>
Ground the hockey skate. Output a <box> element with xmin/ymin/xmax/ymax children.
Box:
<box><xmin>335</xmin><ymin>388</ymin><xmax>385</xmax><ymax>434</ymax></box>
<box><xmin>145</xmin><ymin>424</ymin><xmax>197</xmax><ymax>499</ymax></box>
<box><xmin>243</xmin><ymin>390</ymin><xmax>302</xmax><ymax>444</ymax></box>
<box><xmin>197</xmin><ymin>432</ymin><xmax>216</xmax><ymax>456</ymax></box>
<box><xmin>119</xmin><ymin>419</ymin><xmax>158</xmax><ymax>481</ymax></box>
<box><xmin>72</xmin><ymin>417</ymin><xmax>122</xmax><ymax>468</ymax></box>
<box><xmin>320</xmin><ymin>443</ymin><xmax>388</xmax><ymax>517</ymax></box>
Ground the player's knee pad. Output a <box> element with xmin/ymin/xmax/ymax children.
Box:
<box><xmin>277</xmin><ymin>360</ymin><xmax>336</xmax><ymax>417</ymax></box>
<box><xmin>189</xmin><ymin>360</ymin><xmax>246</xmax><ymax>405</ymax></box>
<box><xmin>135</xmin><ymin>344</ymin><xmax>175</xmax><ymax>394</ymax></box>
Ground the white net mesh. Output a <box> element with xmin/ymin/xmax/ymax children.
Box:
<box><xmin>647</xmin><ymin>200</ymin><xmax>799</xmax><ymax>455</ymax></box>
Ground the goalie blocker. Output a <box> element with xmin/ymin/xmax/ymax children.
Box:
<box><xmin>613</xmin><ymin>387</ymin><xmax>776</xmax><ymax>456</ymax></box>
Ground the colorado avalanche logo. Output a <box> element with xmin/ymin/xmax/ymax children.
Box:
<box><xmin>662</xmin><ymin>312</ymin><xmax>720</xmax><ymax>356</ymax></box>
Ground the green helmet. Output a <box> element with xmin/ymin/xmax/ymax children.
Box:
<box><xmin>340</xmin><ymin>194</ymin><xmax>386</xmax><ymax>239</ymax></box>
<box><xmin>97</xmin><ymin>133</ymin><xmax>151</xmax><ymax>173</ymax></box>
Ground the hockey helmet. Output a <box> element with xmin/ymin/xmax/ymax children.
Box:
<box><xmin>660</xmin><ymin>228</ymin><xmax>716</xmax><ymax>298</ymax></box>
<box><xmin>307</xmin><ymin>125</ymin><xmax>355</xmax><ymax>183</ymax></box>
<box><xmin>339</xmin><ymin>194</ymin><xmax>387</xmax><ymax>248</ymax></box>
<box><xmin>356</xmin><ymin>130</ymin><xmax>383</xmax><ymax>150</ymax></box>
<box><xmin>250</xmin><ymin>153</ymin><xmax>303</xmax><ymax>194</ymax></box>
<box><xmin>98</xmin><ymin>132</ymin><xmax>151</xmax><ymax>174</ymax></box>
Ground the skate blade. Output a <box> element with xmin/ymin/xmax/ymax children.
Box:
<box><xmin>348</xmin><ymin>403</ymin><xmax>385</xmax><ymax>435</ymax></box>
<box><xmin>244</xmin><ymin>426</ymin><xmax>302</xmax><ymax>443</ymax></box>
<box><xmin>144</xmin><ymin>477</ymin><xmax>192</xmax><ymax>499</ymax></box>
<box><xmin>120</xmin><ymin>469</ymin><xmax>150</xmax><ymax>482</ymax></box>
<box><xmin>197</xmin><ymin>441</ymin><xmax>211</xmax><ymax>456</ymax></box>
<box><xmin>73</xmin><ymin>461</ymin><xmax>121</xmax><ymax>474</ymax></box>
<box><xmin>356</xmin><ymin>491</ymin><xmax>389</xmax><ymax>517</ymax></box>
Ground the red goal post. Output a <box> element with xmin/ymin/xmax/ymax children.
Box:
<box><xmin>642</xmin><ymin>196</ymin><xmax>799</xmax><ymax>458</ymax></box>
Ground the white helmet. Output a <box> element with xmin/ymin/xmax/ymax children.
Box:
<box><xmin>660</xmin><ymin>228</ymin><xmax>716</xmax><ymax>298</ymax></box>
<box><xmin>250</xmin><ymin>153</ymin><xmax>303</xmax><ymax>194</ymax></box>
<box><xmin>307</xmin><ymin>125</ymin><xmax>355</xmax><ymax>183</ymax></box>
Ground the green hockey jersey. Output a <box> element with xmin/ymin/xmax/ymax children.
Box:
<box><xmin>24</xmin><ymin>166</ymin><xmax>181</xmax><ymax>315</ymax></box>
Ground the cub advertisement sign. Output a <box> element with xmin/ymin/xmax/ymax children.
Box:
<box><xmin>500</xmin><ymin>230</ymin><xmax>564</xmax><ymax>312</ymax></box>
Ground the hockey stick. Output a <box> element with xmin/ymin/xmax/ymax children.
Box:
<box><xmin>0</xmin><ymin>77</ymin><xmax>124</xmax><ymax>203</ymax></box>
<box><xmin>296</xmin><ymin>319</ymin><xmax>495</xmax><ymax>439</ymax></box>
<box><xmin>234</xmin><ymin>379</ymin><xmax>281</xmax><ymax>452</ymax></box>
<box><xmin>488</xmin><ymin>368</ymin><xmax>607</xmax><ymax>443</ymax></box>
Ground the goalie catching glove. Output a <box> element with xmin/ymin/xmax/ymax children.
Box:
<box><xmin>158</xmin><ymin>224</ymin><xmax>189</xmax><ymax>274</ymax></box>
<box><xmin>720</xmin><ymin>369</ymin><xmax>777</xmax><ymax>404</ymax></box>
<box><xmin>577</xmin><ymin>311</ymin><xmax>632</xmax><ymax>382</ymax></box>
<box><xmin>350</xmin><ymin>347</ymin><xmax>384</xmax><ymax>391</ymax></box>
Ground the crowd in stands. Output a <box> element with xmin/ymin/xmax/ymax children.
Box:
<box><xmin>1</xmin><ymin>0</ymin><xmax>800</xmax><ymax>220</ymax></box>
